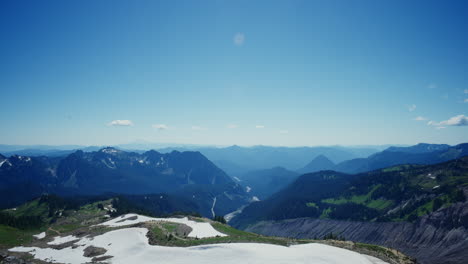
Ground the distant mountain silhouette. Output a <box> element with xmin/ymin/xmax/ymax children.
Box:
<box><xmin>383</xmin><ymin>143</ymin><xmax>450</xmax><ymax>154</ymax></box>
<box><xmin>297</xmin><ymin>155</ymin><xmax>335</xmax><ymax>174</ymax></box>
<box><xmin>334</xmin><ymin>143</ymin><xmax>468</xmax><ymax>174</ymax></box>
<box><xmin>158</xmin><ymin>145</ymin><xmax>380</xmax><ymax>172</ymax></box>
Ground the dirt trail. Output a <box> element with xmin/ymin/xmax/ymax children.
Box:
<box><xmin>48</xmin><ymin>227</ymin><xmax>61</xmax><ymax>235</ymax></box>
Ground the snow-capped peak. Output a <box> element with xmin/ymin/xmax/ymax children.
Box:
<box><xmin>0</xmin><ymin>159</ymin><xmax>12</xmax><ymax>168</ymax></box>
<box><xmin>100</xmin><ymin>147</ymin><xmax>120</xmax><ymax>154</ymax></box>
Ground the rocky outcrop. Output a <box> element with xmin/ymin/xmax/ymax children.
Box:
<box><xmin>245</xmin><ymin>200</ymin><xmax>468</xmax><ymax>264</ymax></box>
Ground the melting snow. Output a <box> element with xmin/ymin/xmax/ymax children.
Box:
<box><xmin>10</xmin><ymin>227</ymin><xmax>388</xmax><ymax>264</ymax></box>
<box><xmin>101</xmin><ymin>148</ymin><xmax>119</xmax><ymax>154</ymax></box>
<box><xmin>33</xmin><ymin>232</ymin><xmax>46</xmax><ymax>239</ymax></box>
<box><xmin>251</xmin><ymin>196</ymin><xmax>260</xmax><ymax>202</ymax></box>
<box><xmin>0</xmin><ymin>159</ymin><xmax>11</xmax><ymax>168</ymax></box>
<box><xmin>48</xmin><ymin>235</ymin><xmax>79</xmax><ymax>245</ymax></box>
<box><xmin>97</xmin><ymin>214</ymin><xmax>226</xmax><ymax>238</ymax></box>
<box><xmin>102</xmin><ymin>159</ymin><xmax>116</xmax><ymax>169</ymax></box>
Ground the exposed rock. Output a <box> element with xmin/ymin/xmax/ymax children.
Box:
<box><xmin>245</xmin><ymin>201</ymin><xmax>468</xmax><ymax>264</ymax></box>
<box><xmin>91</xmin><ymin>255</ymin><xmax>113</xmax><ymax>262</ymax></box>
<box><xmin>116</xmin><ymin>215</ymin><xmax>138</xmax><ymax>223</ymax></box>
<box><xmin>83</xmin><ymin>246</ymin><xmax>107</xmax><ymax>257</ymax></box>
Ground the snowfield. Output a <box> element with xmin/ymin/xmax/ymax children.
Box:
<box><xmin>47</xmin><ymin>235</ymin><xmax>79</xmax><ymax>245</ymax></box>
<box><xmin>10</xmin><ymin>227</ymin><xmax>388</xmax><ymax>264</ymax></box>
<box><xmin>97</xmin><ymin>213</ymin><xmax>226</xmax><ymax>238</ymax></box>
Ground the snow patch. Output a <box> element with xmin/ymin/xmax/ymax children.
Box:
<box><xmin>97</xmin><ymin>214</ymin><xmax>226</xmax><ymax>238</ymax></box>
<box><xmin>101</xmin><ymin>148</ymin><xmax>119</xmax><ymax>154</ymax></box>
<box><xmin>101</xmin><ymin>159</ymin><xmax>116</xmax><ymax>169</ymax></box>
<box><xmin>10</xmin><ymin>227</ymin><xmax>388</xmax><ymax>264</ymax></box>
<box><xmin>48</xmin><ymin>235</ymin><xmax>79</xmax><ymax>245</ymax></box>
<box><xmin>0</xmin><ymin>159</ymin><xmax>12</xmax><ymax>168</ymax></box>
<box><xmin>224</xmin><ymin>205</ymin><xmax>247</xmax><ymax>223</ymax></box>
<box><xmin>33</xmin><ymin>232</ymin><xmax>46</xmax><ymax>239</ymax></box>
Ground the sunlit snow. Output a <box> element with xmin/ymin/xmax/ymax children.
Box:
<box><xmin>33</xmin><ymin>232</ymin><xmax>46</xmax><ymax>239</ymax></box>
<box><xmin>10</xmin><ymin>227</ymin><xmax>388</xmax><ymax>264</ymax></box>
<box><xmin>47</xmin><ymin>235</ymin><xmax>79</xmax><ymax>245</ymax></box>
<box><xmin>97</xmin><ymin>213</ymin><xmax>226</xmax><ymax>238</ymax></box>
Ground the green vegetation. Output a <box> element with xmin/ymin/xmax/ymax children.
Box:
<box><xmin>147</xmin><ymin>221</ymin><xmax>293</xmax><ymax>247</ymax></box>
<box><xmin>366</xmin><ymin>199</ymin><xmax>394</xmax><ymax>210</ymax></box>
<box><xmin>322</xmin><ymin>184</ymin><xmax>393</xmax><ymax>211</ymax></box>
<box><xmin>0</xmin><ymin>225</ymin><xmax>37</xmax><ymax>248</ymax></box>
<box><xmin>355</xmin><ymin>242</ymin><xmax>397</xmax><ymax>259</ymax></box>
<box><xmin>319</xmin><ymin>207</ymin><xmax>332</xmax><ymax>218</ymax></box>
<box><xmin>381</xmin><ymin>165</ymin><xmax>412</xmax><ymax>172</ymax></box>
<box><xmin>161</xmin><ymin>222</ymin><xmax>177</xmax><ymax>233</ymax></box>
<box><xmin>213</xmin><ymin>215</ymin><xmax>227</xmax><ymax>224</ymax></box>
<box><xmin>0</xmin><ymin>195</ymin><xmax>115</xmax><ymax>248</ymax></box>
<box><xmin>0</xmin><ymin>196</ymin><xmax>414</xmax><ymax>264</ymax></box>
<box><xmin>235</xmin><ymin>157</ymin><xmax>468</xmax><ymax>226</ymax></box>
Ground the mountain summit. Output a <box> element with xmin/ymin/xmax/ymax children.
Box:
<box><xmin>298</xmin><ymin>155</ymin><xmax>335</xmax><ymax>174</ymax></box>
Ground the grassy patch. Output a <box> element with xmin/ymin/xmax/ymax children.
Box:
<box><xmin>161</xmin><ymin>222</ymin><xmax>177</xmax><ymax>233</ymax></box>
<box><xmin>54</xmin><ymin>223</ymin><xmax>82</xmax><ymax>233</ymax></box>
<box><xmin>355</xmin><ymin>242</ymin><xmax>397</xmax><ymax>258</ymax></box>
<box><xmin>147</xmin><ymin>222</ymin><xmax>291</xmax><ymax>247</ymax></box>
<box><xmin>320</xmin><ymin>207</ymin><xmax>333</xmax><ymax>218</ymax></box>
<box><xmin>366</xmin><ymin>199</ymin><xmax>393</xmax><ymax>210</ymax></box>
<box><xmin>382</xmin><ymin>165</ymin><xmax>411</xmax><ymax>172</ymax></box>
<box><xmin>322</xmin><ymin>185</ymin><xmax>393</xmax><ymax>211</ymax></box>
<box><xmin>0</xmin><ymin>225</ymin><xmax>36</xmax><ymax>248</ymax></box>
<box><xmin>7</xmin><ymin>200</ymin><xmax>48</xmax><ymax>218</ymax></box>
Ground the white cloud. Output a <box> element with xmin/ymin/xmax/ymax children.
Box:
<box><xmin>464</xmin><ymin>89</ymin><xmax>468</xmax><ymax>94</ymax></box>
<box><xmin>408</xmin><ymin>104</ymin><xmax>416</xmax><ymax>112</ymax></box>
<box><xmin>279</xmin><ymin>130</ymin><xmax>289</xmax><ymax>134</ymax></box>
<box><xmin>152</xmin><ymin>124</ymin><xmax>169</xmax><ymax>130</ymax></box>
<box><xmin>436</xmin><ymin>126</ymin><xmax>446</xmax><ymax>130</ymax></box>
<box><xmin>428</xmin><ymin>115</ymin><xmax>468</xmax><ymax>127</ymax></box>
<box><xmin>227</xmin><ymin>124</ymin><xmax>238</xmax><ymax>129</ymax></box>
<box><xmin>108</xmin><ymin>120</ymin><xmax>133</xmax><ymax>126</ymax></box>
<box><xmin>464</xmin><ymin>98</ymin><xmax>468</xmax><ymax>103</ymax></box>
<box><xmin>191</xmin><ymin>126</ymin><xmax>206</xmax><ymax>131</ymax></box>
<box><xmin>414</xmin><ymin>116</ymin><xmax>427</xmax><ymax>121</ymax></box>
<box><xmin>233</xmin><ymin>33</ymin><xmax>245</xmax><ymax>46</ymax></box>
<box><xmin>427</xmin><ymin>83</ymin><xmax>437</xmax><ymax>89</ymax></box>
<box><xmin>255</xmin><ymin>125</ymin><xmax>265</xmax><ymax>129</ymax></box>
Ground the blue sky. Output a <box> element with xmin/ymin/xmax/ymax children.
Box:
<box><xmin>1</xmin><ymin>0</ymin><xmax>467</xmax><ymax>146</ymax></box>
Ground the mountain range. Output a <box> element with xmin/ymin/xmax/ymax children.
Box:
<box><xmin>0</xmin><ymin>147</ymin><xmax>249</xmax><ymax>217</ymax></box>
<box><xmin>230</xmin><ymin>157</ymin><xmax>468</xmax><ymax>264</ymax></box>
<box><xmin>298</xmin><ymin>143</ymin><xmax>468</xmax><ymax>174</ymax></box>
<box><xmin>1</xmin><ymin>142</ymin><xmax>468</xmax><ymax>264</ymax></box>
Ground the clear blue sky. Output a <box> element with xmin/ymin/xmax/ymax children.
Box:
<box><xmin>1</xmin><ymin>0</ymin><xmax>467</xmax><ymax>146</ymax></box>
